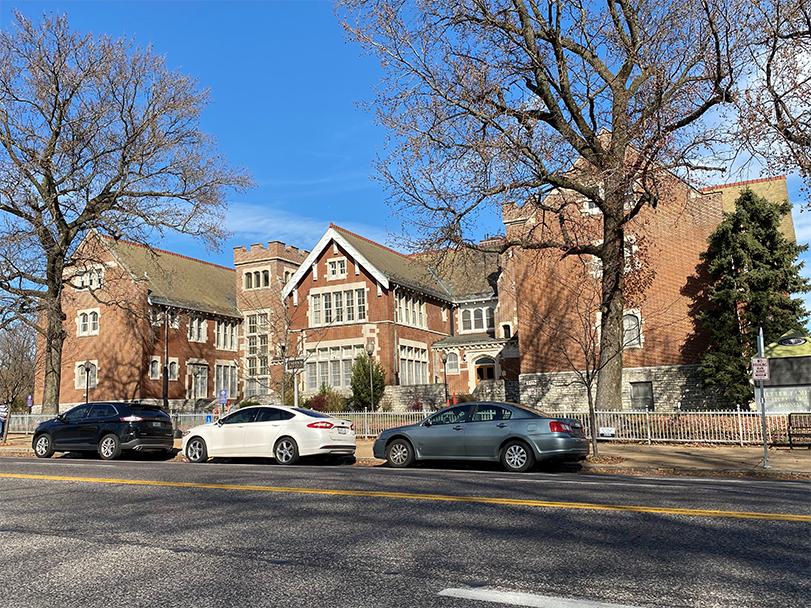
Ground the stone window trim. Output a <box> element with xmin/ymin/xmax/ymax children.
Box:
<box><xmin>623</xmin><ymin>309</ymin><xmax>643</xmax><ymax>349</ymax></box>
<box><xmin>459</xmin><ymin>304</ymin><xmax>495</xmax><ymax>333</ymax></box>
<box><xmin>168</xmin><ymin>358</ymin><xmax>179</xmax><ymax>381</ymax></box>
<box><xmin>327</xmin><ymin>257</ymin><xmax>348</xmax><ymax>281</ymax></box>
<box><xmin>187</xmin><ymin>316</ymin><xmax>207</xmax><ymax>343</ymax></box>
<box><xmin>243</xmin><ymin>267</ymin><xmax>272</xmax><ymax>290</ymax></box>
<box><xmin>149</xmin><ymin>356</ymin><xmax>161</xmax><ymax>380</ymax></box>
<box><xmin>309</xmin><ymin>285</ymin><xmax>368</xmax><ymax>327</ymax></box>
<box><xmin>74</xmin><ymin>359</ymin><xmax>99</xmax><ymax>389</ymax></box>
<box><xmin>76</xmin><ymin>308</ymin><xmax>100</xmax><ymax>337</ymax></box>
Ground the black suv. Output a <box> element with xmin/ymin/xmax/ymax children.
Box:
<box><xmin>32</xmin><ymin>402</ymin><xmax>174</xmax><ymax>460</ymax></box>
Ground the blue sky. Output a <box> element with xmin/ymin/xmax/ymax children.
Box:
<box><xmin>2</xmin><ymin>1</ymin><xmax>810</xmax><ymax>328</ymax></box>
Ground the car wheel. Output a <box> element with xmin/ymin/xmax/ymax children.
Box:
<box><xmin>186</xmin><ymin>437</ymin><xmax>208</xmax><ymax>463</ymax></box>
<box><xmin>34</xmin><ymin>434</ymin><xmax>54</xmax><ymax>459</ymax></box>
<box><xmin>385</xmin><ymin>438</ymin><xmax>414</xmax><ymax>468</ymax></box>
<box><xmin>98</xmin><ymin>434</ymin><xmax>122</xmax><ymax>460</ymax></box>
<box><xmin>500</xmin><ymin>440</ymin><xmax>535</xmax><ymax>472</ymax></box>
<box><xmin>274</xmin><ymin>437</ymin><xmax>299</xmax><ymax>465</ymax></box>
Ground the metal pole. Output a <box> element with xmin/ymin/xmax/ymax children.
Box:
<box><xmin>757</xmin><ymin>327</ymin><xmax>770</xmax><ymax>468</ymax></box>
<box><xmin>280</xmin><ymin>345</ymin><xmax>286</xmax><ymax>406</ymax></box>
<box><xmin>367</xmin><ymin>353</ymin><xmax>373</xmax><ymax>437</ymax></box>
<box><xmin>294</xmin><ymin>370</ymin><xmax>299</xmax><ymax>408</ymax></box>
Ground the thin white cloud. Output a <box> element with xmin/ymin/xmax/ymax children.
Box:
<box><xmin>226</xmin><ymin>202</ymin><xmax>390</xmax><ymax>250</ymax></box>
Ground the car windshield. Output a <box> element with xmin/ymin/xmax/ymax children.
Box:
<box><xmin>293</xmin><ymin>408</ymin><xmax>330</xmax><ymax>418</ymax></box>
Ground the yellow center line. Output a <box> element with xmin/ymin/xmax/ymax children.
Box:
<box><xmin>3</xmin><ymin>473</ymin><xmax>809</xmax><ymax>522</ymax></box>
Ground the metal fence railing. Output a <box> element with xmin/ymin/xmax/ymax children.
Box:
<box><xmin>6</xmin><ymin>409</ymin><xmax>793</xmax><ymax>445</ymax></box>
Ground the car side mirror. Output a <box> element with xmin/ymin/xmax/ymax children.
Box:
<box><xmin>423</xmin><ymin>419</ymin><xmax>432</xmax><ymax>427</ymax></box>
<box><xmin>57</xmin><ymin>414</ymin><xmax>65</xmax><ymax>422</ymax></box>
<box><xmin>216</xmin><ymin>419</ymin><xmax>223</xmax><ymax>426</ymax></box>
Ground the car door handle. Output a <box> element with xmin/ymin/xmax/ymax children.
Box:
<box><xmin>453</xmin><ymin>425</ymin><xmax>464</xmax><ymax>431</ymax></box>
<box><xmin>496</xmin><ymin>423</ymin><xmax>508</xmax><ymax>428</ymax></box>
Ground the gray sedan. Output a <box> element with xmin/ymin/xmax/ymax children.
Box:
<box><xmin>373</xmin><ymin>402</ymin><xmax>589</xmax><ymax>472</ymax></box>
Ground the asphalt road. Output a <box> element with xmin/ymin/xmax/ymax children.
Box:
<box><xmin>1</xmin><ymin>456</ymin><xmax>809</xmax><ymax>608</ymax></box>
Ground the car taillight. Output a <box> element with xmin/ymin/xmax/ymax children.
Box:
<box><xmin>307</xmin><ymin>421</ymin><xmax>334</xmax><ymax>429</ymax></box>
<box><xmin>120</xmin><ymin>415</ymin><xmax>143</xmax><ymax>422</ymax></box>
<box><xmin>350</xmin><ymin>423</ymin><xmax>354</xmax><ymax>431</ymax></box>
<box><xmin>549</xmin><ymin>421</ymin><xmax>573</xmax><ymax>434</ymax></box>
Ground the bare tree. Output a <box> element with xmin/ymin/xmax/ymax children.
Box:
<box><xmin>340</xmin><ymin>0</ymin><xmax>751</xmax><ymax>409</ymax></box>
<box><xmin>0</xmin><ymin>321</ymin><xmax>36</xmax><ymax>442</ymax></box>
<box><xmin>0</xmin><ymin>12</ymin><xmax>253</xmax><ymax>413</ymax></box>
<box><xmin>738</xmin><ymin>0</ymin><xmax>811</xmax><ymax>204</ymax></box>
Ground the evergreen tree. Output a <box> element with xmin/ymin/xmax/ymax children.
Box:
<box><xmin>698</xmin><ymin>188</ymin><xmax>810</xmax><ymax>404</ymax></box>
<box><xmin>350</xmin><ymin>353</ymin><xmax>386</xmax><ymax>411</ymax></box>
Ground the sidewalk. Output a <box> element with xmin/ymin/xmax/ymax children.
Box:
<box><xmin>1</xmin><ymin>434</ymin><xmax>808</xmax><ymax>478</ymax></box>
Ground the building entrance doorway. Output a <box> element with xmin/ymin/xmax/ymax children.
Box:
<box><xmin>475</xmin><ymin>357</ymin><xmax>496</xmax><ymax>385</ymax></box>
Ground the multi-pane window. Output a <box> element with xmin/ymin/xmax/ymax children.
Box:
<box><xmin>345</xmin><ymin>290</ymin><xmax>354</xmax><ymax>322</ymax></box>
<box><xmin>460</xmin><ymin>306</ymin><xmax>495</xmax><ymax>333</ymax></box>
<box><xmin>188</xmin><ymin>317</ymin><xmax>205</xmax><ymax>342</ymax></box>
<box><xmin>77</xmin><ymin>309</ymin><xmax>100</xmax><ymax>336</ymax></box>
<box><xmin>311</xmin><ymin>288</ymin><xmax>367</xmax><ymax>326</ymax></box>
<box><xmin>324</xmin><ymin>294</ymin><xmax>333</xmax><ymax>324</ymax></box>
<box><xmin>169</xmin><ymin>361</ymin><xmax>179</xmax><ymax>380</ymax></box>
<box><xmin>444</xmin><ymin>352</ymin><xmax>459</xmax><ymax>374</ymax></box>
<box><xmin>215</xmin><ymin>320</ymin><xmax>238</xmax><ymax>350</ymax></box>
<box><xmin>150</xmin><ymin>359</ymin><xmax>160</xmax><ymax>379</ymax></box>
<box><xmin>397</xmin><ymin>295</ymin><xmax>426</xmax><ymax>328</ymax></box>
<box><xmin>328</xmin><ymin>258</ymin><xmax>347</xmax><ymax>279</ymax></box>
<box><xmin>312</xmin><ymin>295</ymin><xmax>322</xmax><ymax>325</ymax></box>
<box><xmin>400</xmin><ymin>346</ymin><xmax>428</xmax><ymax>385</ymax></box>
<box><xmin>305</xmin><ymin>344</ymin><xmax>366</xmax><ymax>392</ymax></box>
<box><xmin>215</xmin><ymin>365</ymin><xmax>238</xmax><ymax>399</ymax></box>
<box><xmin>244</xmin><ymin>310</ymin><xmax>271</xmax><ymax>395</ymax></box>
<box><xmin>356</xmin><ymin>289</ymin><xmax>366</xmax><ymax>321</ymax></box>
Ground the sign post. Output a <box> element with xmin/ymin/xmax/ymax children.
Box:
<box><xmin>753</xmin><ymin>328</ymin><xmax>770</xmax><ymax>469</ymax></box>
<box><xmin>286</xmin><ymin>358</ymin><xmax>305</xmax><ymax>408</ymax></box>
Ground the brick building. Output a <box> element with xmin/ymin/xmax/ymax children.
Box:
<box><xmin>503</xmin><ymin>175</ymin><xmax>797</xmax><ymax>411</ymax></box>
<box><xmin>34</xmin><ymin>176</ymin><xmax>798</xmax><ymax>413</ymax></box>
<box><xmin>33</xmin><ymin>233</ymin><xmax>244</xmax><ymax>412</ymax></box>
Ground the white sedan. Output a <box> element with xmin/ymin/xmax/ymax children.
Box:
<box><xmin>182</xmin><ymin>405</ymin><xmax>356</xmax><ymax>464</ymax></box>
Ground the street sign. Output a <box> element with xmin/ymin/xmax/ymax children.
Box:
<box><xmin>205</xmin><ymin>415</ymin><xmax>212</xmax><ymax>424</ymax></box>
<box><xmin>26</xmin><ymin>394</ymin><xmax>33</xmax><ymax>408</ymax></box>
<box><xmin>286</xmin><ymin>357</ymin><xmax>305</xmax><ymax>373</ymax></box>
<box><xmin>752</xmin><ymin>357</ymin><xmax>770</xmax><ymax>381</ymax></box>
<box><xmin>218</xmin><ymin>389</ymin><xmax>228</xmax><ymax>405</ymax></box>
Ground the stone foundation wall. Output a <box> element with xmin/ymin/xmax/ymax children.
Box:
<box><xmin>520</xmin><ymin>364</ymin><xmax>734</xmax><ymax>412</ymax></box>
<box><xmin>378</xmin><ymin>384</ymin><xmax>447</xmax><ymax>412</ymax></box>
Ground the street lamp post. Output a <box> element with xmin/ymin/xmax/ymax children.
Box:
<box><xmin>82</xmin><ymin>359</ymin><xmax>93</xmax><ymax>404</ymax></box>
<box><xmin>364</xmin><ymin>341</ymin><xmax>375</xmax><ymax>438</ymax></box>
<box><xmin>439</xmin><ymin>352</ymin><xmax>449</xmax><ymax>406</ymax></box>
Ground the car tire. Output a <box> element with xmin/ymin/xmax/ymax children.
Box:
<box><xmin>274</xmin><ymin>437</ymin><xmax>299</xmax><ymax>465</ymax></box>
<box><xmin>98</xmin><ymin>434</ymin><xmax>122</xmax><ymax>460</ymax></box>
<box><xmin>500</xmin><ymin>440</ymin><xmax>535</xmax><ymax>473</ymax></box>
<box><xmin>186</xmin><ymin>437</ymin><xmax>208</xmax><ymax>463</ymax></box>
<box><xmin>34</xmin><ymin>433</ymin><xmax>54</xmax><ymax>459</ymax></box>
<box><xmin>385</xmin><ymin>438</ymin><xmax>414</xmax><ymax>468</ymax></box>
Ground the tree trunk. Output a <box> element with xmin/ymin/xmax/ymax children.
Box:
<box><xmin>595</xmin><ymin>210</ymin><xmax>626</xmax><ymax>411</ymax></box>
<box><xmin>41</xmin><ymin>301</ymin><xmax>66</xmax><ymax>415</ymax></box>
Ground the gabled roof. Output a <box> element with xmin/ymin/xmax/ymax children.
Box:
<box><xmin>101</xmin><ymin>236</ymin><xmax>240</xmax><ymax>318</ymax></box>
<box><xmin>411</xmin><ymin>248</ymin><xmax>500</xmax><ymax>301</ymax></box>
<box><xmin>282</xmin><ymin>224</ymin><xmax>455</xmax><ymax>302</ymax></box>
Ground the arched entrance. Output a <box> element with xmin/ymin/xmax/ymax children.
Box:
<box><xmin>474</xmin><ymin>357</ymin><xmax>496</xmax><ymax>385</ymax></box>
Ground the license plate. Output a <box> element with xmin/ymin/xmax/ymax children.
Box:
<box><xmin>151</xmin><ymin>421</ymin><xmax>163</xmax><ymax>427</ymax></box>
<box><xmin>338</xmin><ymin>427</ymin><xmax>347</xmax><ymax>434</ymax></box>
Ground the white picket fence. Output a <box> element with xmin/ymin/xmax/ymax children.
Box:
<box><xmin>6</xmin><ymin>409</ymin><xmax>794</xmax><ymax>445</ymax></box>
